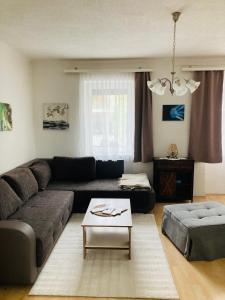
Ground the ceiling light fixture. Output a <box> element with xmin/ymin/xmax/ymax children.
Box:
<box><xmin>147</xmin><ymin>12</ymin><xmax>200</xmax><ymax>96</ymax></box>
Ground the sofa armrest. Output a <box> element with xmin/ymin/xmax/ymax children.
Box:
<box><xmin>0</xmin><ymin>220</ymin><xmax>37</xmax><ymax>284</ymax></box>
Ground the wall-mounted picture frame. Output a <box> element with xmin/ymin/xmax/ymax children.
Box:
<box><xmin>162</xmin><ymin>104</ymin><xmax>185</xmax><ymax>121</ymax></box>
<box><xmin>43</xmin><ymin>103</ymin><xmax>69</xmax><ymax>130</ymax></box>
<box><xmin>0</xmin><ymin>102</ymin><xmax>12</xmax><ymax>131</ymax></box>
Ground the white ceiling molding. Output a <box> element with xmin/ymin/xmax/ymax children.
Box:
<box><xmin>64</xmin><ymin>68</ymin><xmax>154</xmax><ymax>74</ymax></box>
<box><xmin>182</xmin><ymin>66</ymin><xmax>225</xmax><ymax>71</ymax></box>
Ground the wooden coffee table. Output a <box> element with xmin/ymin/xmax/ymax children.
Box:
<box><xmin>81</xmin><ymin>198</ymin><xmax>132</xmax><ymax>259</ymax></box>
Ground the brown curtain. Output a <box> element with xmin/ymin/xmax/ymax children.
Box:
<box><xmin>188</xmin><ymin>71</ymin><xmax>224</xmax><ymax>163</ymax></box>
<box><xmin>134</xmin><ymin>72</ymin><xmax>153</xmax><ymax>162</ymax></box>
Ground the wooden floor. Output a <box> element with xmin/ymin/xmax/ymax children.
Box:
<box><xmin>1</xmin><ymin>195</ymin><xmax>225</xmax><ymax>300</ymax></box>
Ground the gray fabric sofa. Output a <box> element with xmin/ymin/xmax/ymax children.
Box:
<box><xmin>0</xmin><ymin>156</ymin><xmax>155</xmax><ymax>285</ymax></box>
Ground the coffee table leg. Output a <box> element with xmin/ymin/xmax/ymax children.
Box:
<box><xmin>128</xmin><ymin>227</ymin><xmax>131</xmax><ymax>259</ymax></box>
<box><xmin>83</xmin><ymin>226</ymin><xmax>87</xmax><ymax>259</ymax></box>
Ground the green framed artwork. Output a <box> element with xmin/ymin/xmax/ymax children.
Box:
<box><xmin>0</xmin><ymin>102</ymin><xmax>12</xmax><ymax>131</ymax></box>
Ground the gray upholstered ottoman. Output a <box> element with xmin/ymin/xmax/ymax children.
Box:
<box><xmin>162</xmin><ymin>201</ymin><xmax>225</xmax><ymax>261</ymax></box>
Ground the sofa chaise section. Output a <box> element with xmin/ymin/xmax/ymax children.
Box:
<box><xmin>47</xmin><ymin>156</ymin><xmax>155</xmax><ymax>213</ymax></box>
<box><xmin>47</xmin><ymin>179</ymin><xmax>155</xmax><ymax>213</ymax></box>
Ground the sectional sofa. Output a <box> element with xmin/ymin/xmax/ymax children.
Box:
<box><xmin>0</xmin><ymin>156</ymin><xmax>155</xmax><ymax>284</ymax></box>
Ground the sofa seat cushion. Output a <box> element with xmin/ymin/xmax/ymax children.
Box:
<box><xmin>48</xmin><ymin>179</ymin><xmax>120</xmax><ymax>191</ymax></box>
<box><xmin>3</xmin><ymin>168</ymin><xmax>38</xmax><ymax>202</ymax></box>
<box><xmin>52</xmin><ymin>156</ymin><xmax>96</xmax><ymax>181</ymax></box>
<box><xmin>9</xmin><ymin>190</ymin><xmax>74</xmax><ymax>266</ymax></box>
<box><xmin>47</xmin><ymin>179</ymin><xmax>155</xmax><ymax>213</ymax></box>
<box><xmin>0</xmin><ymin>179</ymin><xmax>23</xmax><ymax>220</ymax></box>
<box><xmin>30</xmin><ymin>160</ymin><xmax>52</xmax><ymax>191</ymax></box>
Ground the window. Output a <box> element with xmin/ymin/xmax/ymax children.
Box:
<box><xmin>79</xmin><ymin>73</ymin><xmax>135</xmax><ymax>159</ymax></box>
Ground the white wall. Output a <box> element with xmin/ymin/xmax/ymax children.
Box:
<box><xmin>33</xmin><ymin>61</ymin><xmax>79</xmax><ymax>157</ymax></box>
<box><xmin>0</xmin><ymin>41</ymin><xmax>36</xmax><ymax>174</ymax></box>
<box><xmin>32</xmin><ymin>57</ymin><xmax>225</xmax><ymax>195</ymax></box>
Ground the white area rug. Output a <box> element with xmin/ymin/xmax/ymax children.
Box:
<box><xmin>30</xmin><ymin>214</ymin><xmax>179</xmax><ymax>299</ymax></box>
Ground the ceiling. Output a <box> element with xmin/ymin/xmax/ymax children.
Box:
<box><xmin>0</xmin><ymin>0</ymin><xmax>224</xmax><ymax>59</ymax></box>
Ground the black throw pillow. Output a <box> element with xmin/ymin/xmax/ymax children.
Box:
<box><xmin>96</xmin><ymin>160</ymin><xmax>124</xmax><ymax>179</ymax></box>
<box><xmin>52</xmin><ymin>156</ymin><xmax>96</xmax><ymax>181</ymax></box>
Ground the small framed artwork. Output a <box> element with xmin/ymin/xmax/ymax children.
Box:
<box><xmin>43</xmin><ymin>103</ymin><xmax>69</xmax><ymax>130</ymax></box>
<box><xmin>162</xmin><ymin>104</ymin><xmax>185</xmax><ymax>121</ymax></box>
<box><xmin>0</xmin><ymin>102</ymin><xmax>12</xmax><ymax>131</ymax></box>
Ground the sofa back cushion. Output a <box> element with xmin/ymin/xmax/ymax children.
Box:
<box><xmin>3</xmin><ymin>168</ymin><xmax>38</xmax><ymax>202</ymax></box>
<box><xmin>96</xmin><ymin>160</ymin><xmax>124</xmax><ymax>179</ymax></box>
<box><xmin>30</xmin><ymin>160</ymin><xmax>52</xmax><ymax>190</ymax></box>
<box><xmin>0</xmin><ymin>179</ymin><xmax>23</xmax><ymax>219</ymax></box>
<box><xmin>52</xmin><ymin>156</ymin><xmax>96</xmax><ymax>181</ymax></box>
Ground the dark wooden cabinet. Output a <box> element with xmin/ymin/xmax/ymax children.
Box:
<box><xmin>153</xmin><ymin>158</ymin><xmax>194</xmax><ymax>202</ymax></box>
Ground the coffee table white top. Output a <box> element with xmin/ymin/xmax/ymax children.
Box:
<box><xmin>81</xmin><ymin>198</ymin><xmax>132</xmax><ymax>227</ymax></box>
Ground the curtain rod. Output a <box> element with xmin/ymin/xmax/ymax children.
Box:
<box><xmin>182</xmin><ymin>65</ymin><xmax>225</xmax><ymax>71</ymax></box>
<box><xmin>64</xmin><ymin>68</ymin><xmax>153</xmax><ymax>74</ymax></box>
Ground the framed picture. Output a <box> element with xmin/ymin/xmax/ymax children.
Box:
<box><xmin>162</xmin><ymin>104</ymin><xmax>185</xmax><ymax>121</ymax></box>
<box><xmin>0</xmin><ymin>102</ymin><xmax>12</xmax><ymax>131</ymax></box>
<box><xmin>43</xmin><ymin>103</ymin><xmax>69</xmax><ymax>130</ymax></box>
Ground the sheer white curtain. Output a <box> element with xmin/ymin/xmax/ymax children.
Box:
<box><xmin>78</xmin><ymin>73</ymin><xmax>135</xmax><ymax>160</ymax></box>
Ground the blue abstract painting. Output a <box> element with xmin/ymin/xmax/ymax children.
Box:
<box><xmin>162</xmin><ymin>105</ymin><xmax>185</xmax><ymax>121</ymax></box>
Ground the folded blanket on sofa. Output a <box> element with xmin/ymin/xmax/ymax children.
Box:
<box><xmin>119</xmin><ymin>173</ymin><xmax>151</xmax><ymax>190</ymax></box>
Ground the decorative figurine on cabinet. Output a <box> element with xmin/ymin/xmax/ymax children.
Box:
<box><xmin>167</xmin><ymin>144</ymin><xmax>179</xmax><ymax>159</ymax></box>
